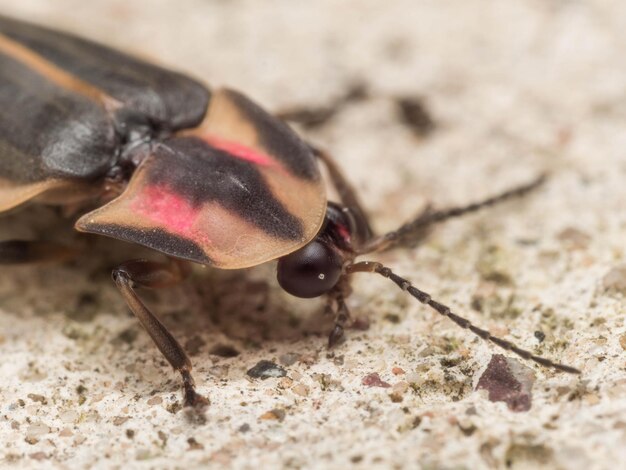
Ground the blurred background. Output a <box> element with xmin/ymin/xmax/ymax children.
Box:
<box><xmin>1</xmin><ymin>1</ymin><xmax>625</xmax><ymax>468</ymax></box>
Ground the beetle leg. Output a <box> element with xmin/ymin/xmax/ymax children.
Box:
<box><xmin>0</xmin><ymin>240</ymin><xmax>76</xmax><ymax>264</ymax></box>
<box><xmin>277</xmin><ymin>82</ymin><xmax>368</xmax><ymax>129</ymax></box>
<box><xmin>358</xmin><ymin>174</ymin><xmax>546</xmax><ymax>254</ymax></box>
<box><xmin>328</xmin><ymin>294</ymin><xmax>352</xmax><ymax>348</ymax></box>
<box><xmin>111</xmin><ymin>259</ymin><xmax>208</xmax><ymax>408</ymax></box>
<box><xmin>312</xmin><ymin>147</ymin><xmax>374</xmax><ymax>242</ymax></box>
<box><xmin>326</xmin><ymin>278</ymin><xmax>354</xmax><ymax>348</ymax></box>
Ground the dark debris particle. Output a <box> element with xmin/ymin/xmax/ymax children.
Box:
<box><xmin>534</xmin><ymin>330</ymin><xmax>546</xmax><ymax>342</ymax></box>
<box><xmin>187</xmin><ymin>437</ymin><xmax>204</xmax><ymax>451</ymax></box>
<box><xmin>260</xmin><ymin>409</ymin><xmax>286</xmax><ymax>422</ymax></box>
<box><xmin>166</xmin><ymin>402</ymin><xmax>183</xmax><ymax>414</ymax></box>
<box><xmin>27</xmin><ymin>394</ymin><xmax>47</xmax><ymax>405</ymax></box>
<box><xmin>395</xmin><ymin>96</ymin><xmax>436</xmax><ymax>138</ymax></box>
<box><xmin>184</xmin><ymin>336</ymin><xmax>206</xmax><ymax>356</ymax></box>
<box><xmin>246</xmin><ymin>360</ymin><xmax>287</xmax><ymax>380</ymax></box>
<box><xmin>76</xmin><ymin>385</ymin><xmax>87</xmax><ymax>405</ymax></box>
<box><xmin>384</xmin><ymin>313</ymin><xmax>401</xmax><ymax>324</ymax></box>
<box><xmin>125</xmin><ymin>429</ymin><xmax>135</xmax><ymax>439</ymax></box>
<box><xmin>112</xmin><ymin>327</ymin><xmax>139</xmax><ymax>346</ymax></box>
<box><xmin>505</xmin><ymin>443</ymin><xmax>554</xmax><ymax>467</ymax></box>
<box><xmin>458</xmin><ymin>422</ymin><xmax>477</xmax><ymax>437</ymax></box>
<box><xmin>352</xmin><ymin>315</ymin><xmax>371</xmax><ymax>331</ymax></box>
<box><xmin>476</xmin><ymin>354</ymin><xmax>536</xmax><ymax>412</ymax></box>
<box><xmin>362</xmin><ymin>373</ymin><xmax>391</xmax><ymax>388</ymax></box>
<box><xmin>332</xmin><ymin>354</ymin><xmax>344</xmax><ymax>366</ymax></box>
<box><xmin>209</xmin><ymin>344</ymin><xmax>240</xmax><ymax>358</ymax></box>
<box><xmin>440</xmin><ymin>357</ymin><xmax>462</xmax><ymax>368</ymax></box>
<box><xmin>68</xmin><ymin>292</ymin><xmax>99</xmax><ymax>323</ymax></box>
<box><xmin>238</xmin><ymin>423</ymin><xmax>251</xmax><ymax>433</ymax></box>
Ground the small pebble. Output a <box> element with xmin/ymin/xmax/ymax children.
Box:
<box><xmin>29</xmin><ymin>452</ymin><xmax>47</xmax><ymax>461</ymax></box>
<box><xmin>557</xmin><ymin>227</ymin><xmax>591</xmax><ymax>250</ymax></box>
<box><xmin>209</xmin><ymin>365</ymin><xmax>229</xmax><ymax>378</ymax></box>
<box><xmin>247</xmin><ymin>360</ymin><xmax>287</xmax><ymax>380</ymax></box>
<box><xmin>389</xmin><ymin>381</ymin><xmax>409</xmax><ymax>402</ymax></box>
<box><xmin>59</xmin><ymin>410</ymin><xmax>79</xmax><ymax>424</ymax></box>
<box><xmin>259</xmin><ymin>409</ymin><xmax>286</xmax><ymax>422</ymax></box>
<box><xmin>362</xmin><ymin>373</ymin><xmax>391</xmax><ymax>388</ymax></box>
<box><xmin>278</xmin><ymin>377</ymin><xmax>294</xmax><ymax>388</ymax></box>
<box><xmin>291</xmin><ymin>384</ymin><xmax>310</xmax><ymax>397</ymax></box>
<box><xmin>603</xmin><ymin>265</ymin><xmax>626</xmax><ymax>295</ymax></box>
<box><xmin>279</xmin><ymin>352</ymin><xmax>300</xmax><ymax>366</ymax></box>
<box><xmin>25</xmin><ymin>422</ymin><xmax>50</xmax><ymax>440</ymax></box>
<box><xmin>27</xmin><ymin>394</ymin><xmax>47</xmax><ymax>405</ymax></box>
<box><xmin>147</xmin><ymin>396</ymin><xmax>163</xmax><ymax>406</ymax></box>
<box><xmin>187</xmin><ymin>437</ymin><xmax>204</xmax><ymax>451</ymax></box>
<box><xmin>476</xmin><ymin>354</ymin><xmax>536</xmax><ymax>412</ymax></box>
<box><xmin>113</xmin><ymin>416</ymin><xmax>129</xmax><ymax>426</ymax></box>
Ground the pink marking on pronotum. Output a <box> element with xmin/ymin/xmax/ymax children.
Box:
<box><xmin>337</xmin><ymin>223</ymin><xmax>352</xmax><ymax>245</ymax></box>
<box><xmin>131</xmin><ymin>185</ymin><xmax>211</xmax><ymax>245</ymax></box>
<box><xmin>202</xmin><ymin>134</ymin><xmax>276</xmax><ymax>167</ymax></box>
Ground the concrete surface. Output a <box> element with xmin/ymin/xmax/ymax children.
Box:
<box><xmin>1</xmin><ymin>0</ymin><xmax>625</xmax><ymax>468</ymax></box>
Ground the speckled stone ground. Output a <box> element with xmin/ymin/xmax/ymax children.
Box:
<box><xmin>1</xmin><ymin>1</ymin><xmax>626</xmax><ymax>468</ymax></box>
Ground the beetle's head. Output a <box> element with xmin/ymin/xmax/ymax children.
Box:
<box><xmin>277</xmin><ymin>202</ymin><xmax>357</xmax><ymax>298</ymax></box>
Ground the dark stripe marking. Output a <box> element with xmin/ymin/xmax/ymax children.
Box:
<box><xmin>85</xmin><ymin>223</ymin><xmax>212</xmax><ymax>265</ymax></box>
<box><xmin>151</xmin><ymin>137</ymin><xmax>304</xmax><ymax>241</ymax></box>
<box><xmin>224</xmin><ymin>89</ymin><xmax>319</xmax><ymax>181</ymax></box>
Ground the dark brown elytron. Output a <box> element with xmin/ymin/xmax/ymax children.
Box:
<box><xmin>0</xmin><ymin>15</ymin><xmax>579</xmax><ymax>408</ymax></box>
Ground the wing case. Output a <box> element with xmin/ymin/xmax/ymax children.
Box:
<box><xmin>0</xmin><ymin>15</ymin><xmax>211</xmax><ymax>211</ymax></box>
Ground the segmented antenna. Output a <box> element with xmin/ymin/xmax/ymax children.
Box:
<box><xmin>347</xmin><ymin>261</ymin><xmax>580</xmax><ymax>374</ymax></box>
<box><xmin>360</xmin><ymin>174</ymin><xmax>547</xmax><ymax>254</ymax></box>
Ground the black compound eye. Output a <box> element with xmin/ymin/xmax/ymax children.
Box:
<box><xmin>277</xmin><ymin>241</ymin><xmax>342</xmax><ymax>298</ymax></box>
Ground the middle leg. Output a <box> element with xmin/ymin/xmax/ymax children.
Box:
<box><xmin>111</xmin><ymin>258</ymin><xmax>208</xmax><ymax>408</ymax></box>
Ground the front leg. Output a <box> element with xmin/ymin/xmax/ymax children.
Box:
<box><xmin>312</xmin><ymin>146</ymin><xmax>374</xmax><ymax>243</ymax></box>
<box><xmin>112</xmin><ymin>259</ymin><xmax>208</xmax><ymax>408</ymax></box>
<box><xmin>326</xmin><ymin>293</ymin><xmax>352</xmax><ymax>348</ymax></box>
